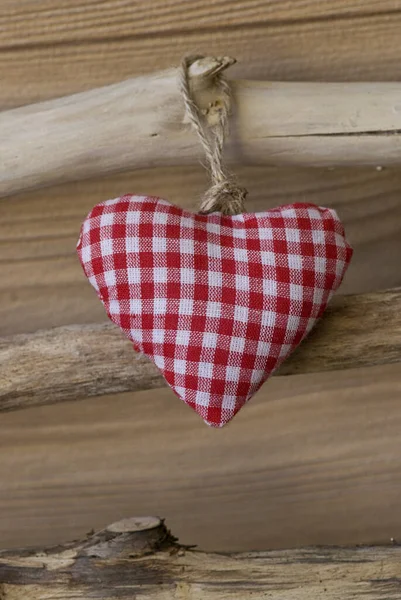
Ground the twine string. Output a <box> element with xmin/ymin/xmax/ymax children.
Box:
<box><xmin>180</xmin><ymin>56</ymin><xmax>247</xmax><ymax>216</ymax></box>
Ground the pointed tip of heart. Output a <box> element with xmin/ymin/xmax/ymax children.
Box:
<box><xmin>186</xmin><ymin>399</ymin><xmax>244</xmax><ymax>428</ymax></box>
<box><xmin>204</xmin><ymin>419</ymin><xmax>231</xmax><ymax>428</ymax></box>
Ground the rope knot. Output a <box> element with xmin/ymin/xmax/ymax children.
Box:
<box><xmin>200</xmin><ymin>180</ymin><xmax>247</xmax><ymax>216</ymax></box>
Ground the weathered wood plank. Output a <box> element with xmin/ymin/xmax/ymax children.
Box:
<box><xmin>2</xmin><ymin>0</ymin><xmax>400</xmax><ymax>48</ymax></box>
<box><xmin>1</xmin><ymin>289</ymin><xmax>400</xmax><ymax>414</ymax></box>
<box><xmin>1</xmin><ymin>517</ymin><xmax>400</xmax><ymax>599</ymax></box>
<box><xmin>3</xmin><ymin>12</ymin><xmax>401</xmax><ymax>109</ymax></box>
<box><xmin>1</xmin><ymin>366</ymin><xmax>401</xmax><ymax>552</ymax></box>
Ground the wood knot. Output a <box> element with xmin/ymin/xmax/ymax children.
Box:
<box><xmin>79</xmin><ymin>516</ymin><xmax>179</xmax><ymax>559</ymax></box>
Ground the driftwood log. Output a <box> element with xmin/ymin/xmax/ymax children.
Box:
<box><xmin>1</xmin><ymin>288</ymin><xmax>400</xmax><ymax>414</ymax></box>
<box><xmin>2</xmin><ymin>55</ymin><xmax>401</xmax><ymax>198</ymax></box>
<box><xmin>1</xmin><ymin>516</ymin><xmax>400</xmax><ymax>599</ymax></box>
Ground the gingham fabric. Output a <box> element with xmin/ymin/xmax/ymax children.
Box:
<box><xmin>77</xmin><ymin>195</ymin><xmax>352</xmax><ymax>427</ymax></box>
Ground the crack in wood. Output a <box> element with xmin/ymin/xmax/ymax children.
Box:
<box><xmin>268</xmin><ymin>129</ymin><xmax>401</xmax><ymax>138</ymax></box>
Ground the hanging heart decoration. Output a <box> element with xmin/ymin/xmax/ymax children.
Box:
<box><xmin>77</xmin><ymin>56</ymin><xmax>353</xmax><ymax>426</ymax></box>
<box><xmin>77</xmin><ymin>196</ymin><xmax>352</xmax><ymax>427</ymax></box>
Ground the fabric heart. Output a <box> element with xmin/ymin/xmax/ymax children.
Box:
<box><xmin>77</xmin><ymin>195</ymin><xmax>352</xmax><ymax>427</ymax></box>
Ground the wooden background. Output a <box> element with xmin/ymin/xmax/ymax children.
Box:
<box><xmin>1</xmin><ymin>0</ymin><xmax>401</xmax><ymax>552</ymax></box>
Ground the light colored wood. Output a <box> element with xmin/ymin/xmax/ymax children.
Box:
<box><xmin>1</xmin><ymin>289</ymin><xmax>400</xmax><ymax>414</ymax></box>
<box><xmin>4</xmin><ymin>60</ymin><xmax>401</xmax><ymax>197</ymax></box>
<box><xmin>1</xmin><ymin>516</ymin><xmax>400</xmax><ymax>599</ymax></box>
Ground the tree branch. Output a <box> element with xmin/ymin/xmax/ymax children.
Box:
<box><xmin>0</xmin><ymin>516</ymin><xmax>400</xmax><ymax>599</ymax></box>
<box><xmin>1</xmin><ymin>289</ymin><xmax>400</xmax><ymax>414</ymax></box>
<box><xmin>2</xmin><ymin>55</ymin><xmax>401</xmax><ymax>198</ymax></box>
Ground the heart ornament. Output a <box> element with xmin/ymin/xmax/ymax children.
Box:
<box><xmin>77</xmin><ymin>195</ymin><xmax>352</xmax><ymax>426</ymax></box>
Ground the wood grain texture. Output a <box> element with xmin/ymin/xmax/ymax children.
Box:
<box><xmin>2</xmin><ymin>0</ymin><xmax>400</xmax><ymax>48</ymax></box>
<box><xmin>1</xmin><ymin>290</ymin><xmax>400</xmax><ymax>414</ymax></box>
<box><xmin>3</xmin><ymin>4</ymin><xmax>401</xmax><ymax>109</ymax></box>
<box><xmin>1</xmin><ymin>364</ymin><xmax>401</xmax><ymax>553</ymax></box>
<box><xmin>1</xmin><ymin>517</ymin><xmax>401</xmax><ymax>599</ymax></box>
<box><xmin>1</xmin><ymin>0</ymin><xmax>401</xmax><ymax>556</ymax></box>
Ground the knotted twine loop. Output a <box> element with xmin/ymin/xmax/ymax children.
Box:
<box><xmin>180</xmin><ymin>55</ymin><xmax>248</xmax><ymax>216</ymax></box>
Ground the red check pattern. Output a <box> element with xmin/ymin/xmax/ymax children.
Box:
<box><xmin>77</xmin><ymin>195</ymin><xmax>352</xmax><ymax>427</ymax></box>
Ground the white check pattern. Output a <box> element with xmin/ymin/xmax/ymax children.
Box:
<box><xmin>77</xmin><ymin>195</ymin><xmax>353</xmax><ymax>427</ymax></box>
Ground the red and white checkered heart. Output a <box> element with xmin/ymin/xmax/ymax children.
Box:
<box><xmin>77</xmin><ymin>195</ymin><xmax>352</xmax><ymax>427</ymax></box>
